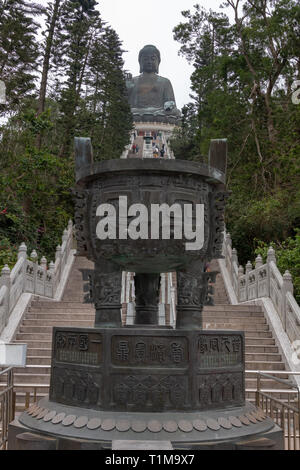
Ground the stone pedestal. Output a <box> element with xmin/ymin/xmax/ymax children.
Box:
<box><xmin>11</xmin><ymin>326</ymin><xmax>284</xmax><ymax>450</ymax></box>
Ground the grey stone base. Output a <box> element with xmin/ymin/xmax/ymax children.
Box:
<box><xmin>9</xmin><ymin>398</ymin><xmax>284</xmax><ymax>450</ymax></box>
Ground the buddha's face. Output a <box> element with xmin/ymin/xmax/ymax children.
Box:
<box><xmin>140</xmin><ymin>52</ymin><xmax>159</xmax><ymax>73</ymax></box>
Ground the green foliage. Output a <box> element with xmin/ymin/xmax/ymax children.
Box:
<box><xmin>0</xmin><ymin>0</ymin><xmax>44</xmax><ymax>114</ymax></box>
<box><xmin>254</xmin><ymin>230</ymin><xmax>300</xmax><ymax>303</ymax></box>
<box><xmin>0</xmin><ymin>118</ymin><xmax>74</xmax><ymax>262</ymax></box>
<box><xmin>0</xmin><ymin>0</ymin><xmax>132</xmax><ymax>268</ymax></box>
<box><xmin>0</xmin><ymin>238</ymin><xmax>17</xmax><ymax>272</ymax></box>
<box><xmin>173</xmin><ymin>0</ymin><xmax>300</xmax><ymax>285</ymax></box>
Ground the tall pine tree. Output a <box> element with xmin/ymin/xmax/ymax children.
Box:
<box><xmin>0</xmin><ymin>0</ymin><xmax>44</xmax><ymax>114</ymax></box>
<box><xmin>81</xmin><ymin>25</ymin><xmax>132</xmax><ymax>160</ymax></box>
<box><xmin>53</xmin><ymin>0</ymin><xmax>99</xmax><ymax>157</ymax></box>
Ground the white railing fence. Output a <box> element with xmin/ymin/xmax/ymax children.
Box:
<box><xmin>0</xmin><ymin>220</ymin><xmax>74</xmax><ymax>334</ymax></box>
<box><xmin>161</xmin><ymin>133</ymin><xmax>175</xmax><ymax>160</ymax></box>
<box><xmin>120</xmin><ymin>132</ymin><xmax>135</xmax><ymax>159</ymax></box>
<box><xmin>222</xmin><ymin>231</ymin><xmax>300</xmax><ymax>344</ymax></box>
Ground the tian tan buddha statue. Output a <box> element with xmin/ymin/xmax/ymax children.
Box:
<box><xmin>126</xmin><ymin>44</ymin><xmax>181</xmax><ymax>125</ymax></box>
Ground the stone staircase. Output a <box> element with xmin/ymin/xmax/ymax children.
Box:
<box><xmin>6</xmin><ymin>256</ymin><xmax>94</xmax><ymax>410</ymax></box>
<box><xmin>127</xmin><ymin>136</ymin><xmax>144</xmax><ymax>159</ymax></box>
<box><xmin>209</xmin><ymin>259</ymin><xmax>229</xmax><ymax>304</ymax></box>
<box><xmin>1</xmin><ymin>256</ymin><xmax>294</xmax><ymax>410</ymax></box>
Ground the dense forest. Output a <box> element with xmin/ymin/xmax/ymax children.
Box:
<box><xmin>171</xmin><ymin>0</ymin><xmax>300</xmax><ymax>300</ymax></box>
<box><xmin>0</xmin><ymin>0</ymin><xmax>132</xmax><ymax>267</ymax></box>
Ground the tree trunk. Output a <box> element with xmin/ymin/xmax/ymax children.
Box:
<box><xmin>36</xmin><ymin>0</ymin><xmax>61</xmax><ymax>149</ymax></box>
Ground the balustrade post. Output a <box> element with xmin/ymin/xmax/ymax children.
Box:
<box><xmin>267</xmin><ymin>246</ymin><xmax>276</xmax><ymax>307</ymax></box>
<box><xmin>245</xmin><ymin>261</ymin><xmax>252</xmax><ymax>301</ymax></box>
<box><xmin>238</xmin><ymin>265</ymin><xmax>244</xmax><ymax>302</ymax></box>
<box><xmin>55</xmin><ymin>245</ymin><xmax>62</xmax><ymax>281</ymax></box>
<box><xmin>30</xmin><ymin>250</ymin><xmax>38</xmax><ymax>295</ymax></box>
<box><xmin>225</xmin><ymin>232</ymin><xmax>232</xmax><ymax>248</ymax></box>
<box><xmin>232</xmin><ymin>248</ymin><xmax>238</xmax><ymax>266</ymax></box>
<box><xmin>40</xmin><ymin>256</ymin><xmax>47</xmax><ymax>270</ymax></box>
<box><xmin>40</xmin><ymin>256</ymin><xmax>47</xmax><ymax>296</ymax></box>
<box><xmin>282</xmin><ymin>270</ymin><xmax>293</xmax><ymax>332</ymax></box>
<box><xmin>67</xmin><ymin>219</ymin><xmax>74</xmax><ymax>250</ymax></box>
<box><xmin>225</xmin><ymin>232</ymin><xmax>233</xmax><ymax>278</ymax></box>
<box><xmin>267</xmin><ymin>246</ymin><xmax>276</xmax><ymax>265</ymax></box>
<box><xmin>61</xmin><ymin>229</ymin><xmax>68</xmax><ymax>268</ymax></box>
<box><xmin>1</xmin><ymin>265</ymin><xmax>11</xmax><ymax>326</ymax></box>
<box><xmin>17</xmin><ymin>242</ymin><xmax>27</xmax><ymax>260</ymax></box>
<box><xmin>231</xmin><ymin>248</ymin><xmax>238</xmax><ymax>292</ymax></box>
<box><xmin>17</xmin><ymin>242</ymin><xmax>27</xmax><ymax>291</ymax></box>
<box><xmin>255</xmin><ymin>255</ymin><xmax>263</xmax><ymax>269</ymax></box>
<box><xmin>255</xmin><ymin>255</ymin><xmax>263</xmax><ymax>298</ymax></box>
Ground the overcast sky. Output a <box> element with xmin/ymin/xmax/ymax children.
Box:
<box><xmin>97</xmin><ymin>0</ymin><xmax>228</xmax><ymax>109</ymax></box>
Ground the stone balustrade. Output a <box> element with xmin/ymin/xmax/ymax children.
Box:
<box><xmin>161</xmin><ymin>133</ymin><xmax>175</xmax><ymax>160</ymax></box>
<box><xmin>0</xmin><ymin>220</ymin><xmax>74</xmax><ymax>334</ymax></box>
<box><xmin>222</xmin><ymin>231</ymin><xmax>300</xmax><ymax>344</ymax></box>
<box><xmin>120</xmin><ymin>133</ymin><xmax>135</xmax><ymax>159</ymax></box>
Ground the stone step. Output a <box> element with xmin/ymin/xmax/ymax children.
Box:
<box><xmin>31</xmin><ymin>301</ymin><xmax>91</xmax><ymax>308</ymax></box>
<box><xmin>15</xmin><ymin>340</ymin><xmax>52</xmax><ymax>348</ymax></box>
<box><xmin>203</xmin><ymin>312</ymin><xmax>265</xmax><ymax>319</ymax></box>
<box><xmin>19</xmin><ymin>326</ymin><xmax>77</xmax><ymax>333</ymax></box>
<box><xmin>25</xmin><ymin>311</ymin><xmax>266</xmax><ymax>321</ymax></box>
<box><xmin>244</xmin><ymin>331</ymin><xmax>273</xmax><ymax>338</ymax></box>
<box><xmin>22</xmin><ymin>319</ymin><xmax>268</xmax><ymax>329</ymax></box>
<box><xmin>245</xmin><ymin>337</ymin><xmax>275</xmax><ymax>345</ymax></box>
<box><xmin>22</xmin><ymin>319</ymin><xmax>94</xmax><ymax>327</ymax></box>
<box><xmin>2</xmin><ymin>373</ymin><xmax>50</xmax><ymax>385</ymax></box>
<box><xmin>60</xmin><ymin>296</ymin><xmax>86</xmax><ymax>302</ymax></box>
<box><xmin>203</xmin><ymin>322</ymin><xmax>269</xmax><ymax>330</ymax></box>
<box><xmin>245</xmin><ymin>353</ymin><xmax>282</xmax><ymax>362</ymax></box>
<box><xmin>245</xmin><ymin>377</ymin><xmax>291</xmax><ymax>389</ymax></box>
<box><xmin>30</xmin><ymin>304</ymin><xmax>262</xmax><ymax>313</ymax></box>
<box><xmin>26</xmin><ymin>313</ymin><xmax>95</xmax><ymax>321</ymax></box>
<box><xmin>204</xmin><ymin>305</ymin><xmax>263</xmax><ymax>312</ymax></box>
<box><xmin>29</xmin><ymin>307</ymin><xmax>93</xmax><ymax>313</ymax></box>
<box><xmin>245</xmin><ymin>345</ymin><xmax>279</xmax><ymax>353</ymax></box>
<box><xmin>26</xmin><ymin>356</ymin><xmax>52</xmax><ymax>365</ymax></box>
<box><xmin>27</xmin><ymin>348</ymin><xmax>52</xmax><ymax>356</ymax></box>
<box><xmin>13</xmin><ymin>365</ymin><xmax>50</xmax><ymax>375</ymax></box>
<box><xmin>16</xmin><ymin>333</ymin><xmax>53</xmax><ymax>341</ymax></box>
<box><xmin>245</xmin><ymin>361</ymin><xmax>285</xmax><ymax>371</ymax></box>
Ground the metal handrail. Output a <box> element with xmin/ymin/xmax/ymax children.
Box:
<box><xmin>0</xmin><ymin>367</ymin><xmax>13</xmax><ymax>376</ymax></box>
<box><xmin>0</xmin><ymin>366</ymin><xmax>15</xmax><ymax>450</ymax></box>
<box><xmin>255</xmin><ymin>370</ymin><xmax>300</xmax><ymax>450</ymax></box>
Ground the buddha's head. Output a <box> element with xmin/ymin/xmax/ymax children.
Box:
<box><xmin>139</xmin><ymin>45</ymin><xmax>161</xmax><ymax>74</ymax></box>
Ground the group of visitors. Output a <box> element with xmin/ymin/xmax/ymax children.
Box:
<box><xmin>130</xmin><ymin>129</ymin><xmax>167</xmax><ymax>158</ymax></box>
<box><xmin>152</xmin><ymin>142</ymin><xmax>165</xmax><ymax>158</ymax></box>
<box><xmin>131</xmin><ymin>143</ymin><xmax>139</xmax><ymax>154</ymax></box>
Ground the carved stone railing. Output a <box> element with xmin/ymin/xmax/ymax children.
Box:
<box><xmin>120</xmin><ymin>133</ymin><xmax>135</xmax><ymax>159</ymax></box>
<box><xmin>222</xmin><ymin>231</ymin><xmax>300</xmax><ymax>344</ymax></box>
<box><xmin>161</xmin><ymin>133</ymin><xmax>175</xmax><ymax>160</ymax></box>
<box><xmin>0</xmin><ymin>220</ymin><xmax>74</xmax><ymax>334</ymax></box>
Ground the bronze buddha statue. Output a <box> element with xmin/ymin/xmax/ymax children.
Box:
<box><xmin>126</xmin><ymin>44</ymin><xmax>181</xmax><ymax>125</ymax></box>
